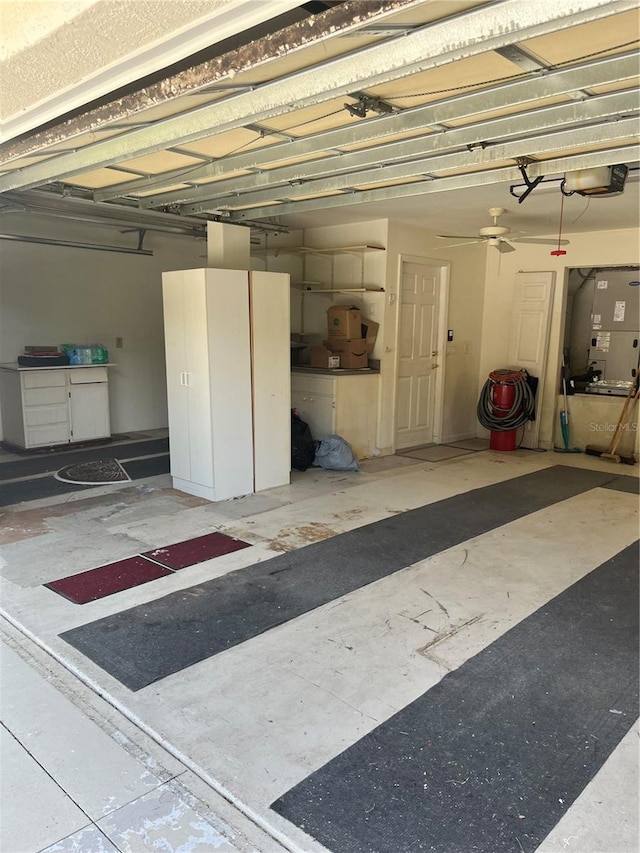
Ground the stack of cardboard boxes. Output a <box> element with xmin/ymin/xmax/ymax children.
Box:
<box><xmin>310</xmin><ymin>305</ymin><xmax>378</xmax><ymax>369</ymax></box>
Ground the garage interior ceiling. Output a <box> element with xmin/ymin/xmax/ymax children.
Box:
<box><xmin>0</xmin><ymin>0</ymin><xmax>638</xmax><ymax>241</ymax></box>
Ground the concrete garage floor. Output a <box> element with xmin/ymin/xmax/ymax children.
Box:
<box><xmin>0</xmin><ymin>437</ymin><xmax>638</xmax><ymax>853</ymax></box>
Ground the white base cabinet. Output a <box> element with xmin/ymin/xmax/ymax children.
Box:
<box><xmin>291</xmin><ymin>372</ymin><xmax>379</xmax><ymax>459</ymax></box>
<box><xmin>162</xmin><ymin>267</ymin><xmax>290</xmax><ymax>502</ymax></box>
<box><xmin>0</xmin><ymin>365</ymin><xmax>111</xmax><ymax>449</ymax></box>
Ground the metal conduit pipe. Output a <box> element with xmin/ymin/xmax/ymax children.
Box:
<box><xmin>0</xmin><ymin>233</ymin><xmax>153</xmax><ymax>256</ymax></box>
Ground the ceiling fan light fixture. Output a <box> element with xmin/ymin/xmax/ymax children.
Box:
<box><xmin>479</xmin><ymin>224</ymin><xmax>510</xmax><ymax>237</ymax></box>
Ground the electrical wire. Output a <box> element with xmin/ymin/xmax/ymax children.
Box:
<box><xmin>568</xmin><ymin>196</ymin><xmax>591</xmax><ymax>226</ymax></box>
<box><xmin>477</xmin><ymin>371</ymin><xmax>536</xmax><ymax>431</ymax></box>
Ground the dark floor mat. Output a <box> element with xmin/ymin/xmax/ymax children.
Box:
<box><xmin>1</xmin><ymin>437</ymin><xmax>113</xmax><ymax>456</ymax></box>
<box><xmin>0</xmin><ymin>454</ymin><xmax>169</xmax><ymax>506</ymax></box>
<box><xmin>143</xmin><ymin>532</ymin><xmax>250</xmax><ymax>570</ymax></box>
<box><xmin>121</xmin><ymin>455</ymin><xmax>170</xmax><ymax>480</ymax></box>
<box><xmin>272</xmin><ymin>541</ymin><xmax>639</xmax><ymax>853</ymax></box>
<box><xmin>602</xmin><ymin>474</ymin><xmax>639</xmax><ymax>494</ymax></box>
<box><xmin>60</xmin><ymin>466</ymin><xmax>621</xmax><ymax>691</ymax></box>
<box><xmin>0</xmin><ymin>438</ymin><xmax>169</xmax><ymax>481</ymax></box>
<box><xmin>46</xmin><ymin>556</ymin><xmax>172</xmax><ymax>604</ymax></box>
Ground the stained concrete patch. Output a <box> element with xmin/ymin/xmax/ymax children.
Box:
<box><xmin>267</xmin><ymin>522</ymin><xmax>338</xmax><ymax>552</ymax></box>
<box><xmin>0</xmin><ymin>486</ymin><xmax>208</xmax><ymax>546</ymax></box>
<box><xmin>40</xmin><ymin>822</ymin><xmax>119</xmax><ymax>852</ymax></box>
<box><xmin>97</xmin><ymin>784</ymin><xmax>239</xmax><ymax>853</ymax></box>
<box><xmin>0</xmin><ymin>526</ymin><xmax>150</xmax><ymax>587</ymax></box>
<box><xmin>205</xmin><ymin>491</ymin><xmax>290</xmax><ymax>521</ymax></box>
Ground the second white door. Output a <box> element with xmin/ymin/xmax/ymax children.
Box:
<box><xmin>395</xmin><ymin>260</ymin><xmax>441</xmax><ymax>450</ymax></box>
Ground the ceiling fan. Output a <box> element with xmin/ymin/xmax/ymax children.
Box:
<box><xmin>437</xmin><ymin>207</ymin><xmax>569</xmax><ymax>253</ymax></box>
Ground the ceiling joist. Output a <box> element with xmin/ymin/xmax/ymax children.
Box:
<box><xmin>0</xmin><ymin>0</ymin><xmax>633</xmax><ymax>195</ymax></box>
<box><xmin>225</xmin><ymin>145</ymin><xmax>639</xmax><ymax>221</ymax></box>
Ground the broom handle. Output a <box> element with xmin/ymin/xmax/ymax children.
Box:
<box><xmin>607</xmin><ymin>384</ymin><xmax>640</xmax><ymax>455</ymax></box>
<box><xmin>560</xmin><ymin>353</ymin><xmax>569</xmax><ymax>409</ymax></box>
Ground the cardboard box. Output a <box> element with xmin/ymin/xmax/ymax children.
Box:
<box><xmin>360</xmin><ymin>317</ymin><xmax>379</xmax><ymax>353</ymax></box>
<box><xmin>311</xmin><ymin>346</ymin><xmax>341</xmax><ymax>369</ymax></box>
<box><xmin>322</xmin><ymin>337</ymin><xmax>368</xmax><ymax>369</ymax></box>
<box><xmin>327</xmin><ymin>305</ymin><xmax>362</xmax><ymax>339</ymax></box>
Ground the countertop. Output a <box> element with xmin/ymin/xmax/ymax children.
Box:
<box><xmin>0</xmin><ymin>363</ymin><xmax>116</xmax><ymax>371</ymax></box>
<box><xmin>291</xmin><ymin>366</ymin><xmax>379</xmax><ymax>376</ymax></box>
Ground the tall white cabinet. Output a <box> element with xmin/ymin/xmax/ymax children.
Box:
<box><xmin>162</xmin><ymin>267</ymin><xmax>290</xmax><ymax>501</ymax></box>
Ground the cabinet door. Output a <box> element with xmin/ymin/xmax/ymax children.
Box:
<box><xmin>204</xmin><ymin>268</ymin><xmax>253</xmax><ymax>498</ymax></box>
<box><xmin>69</xmin><ymin>383</ymin><xmax>110</xmax><ymax>441</ymax></box>
<box><xmin>183</xmin><ymin>272</ymin><xmax>214</xmax><ymax>487</ymax></box>
<box><xmin>250</xmin><ymin>271</ymin><xmax>291</xmax><ymax>490</ymax></box>
<box><xmin>334</xmin><ymin>375</ymin><xmax>379</xmax><ymax>458</ymax></box>
<box><xmin>162</xmin><ymin>272</ymin><xmax>192</xmax><ymax>481</ymax></box>
<box><xmin>291</xmin><ymin>391</ymin><xmax>335</xmax><ymax>441</ymax></box>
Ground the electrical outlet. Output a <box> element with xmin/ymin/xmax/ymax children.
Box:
<box><xmin>116</xmin><ymin>337</ymin><xmax>123</xmax><ymax>348</ymax></box>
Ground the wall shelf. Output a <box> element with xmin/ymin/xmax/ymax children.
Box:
<box><xmin>257</xmin><ymin>243</ymin><xmax>386</xmax><ymax>334</ymax></box>
<box><xmin>252</xmin><ymin>244</ymin><xmax>385</xmax><ymax>258</ymax></box>
<box><xmin>300</xmin><ymin>286</ymin><xmax>385</xmax><ymax>293</ymax></box>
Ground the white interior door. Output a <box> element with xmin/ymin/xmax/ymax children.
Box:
<box><xmin>395</xmin><ymin>260</ymin><xmax>441</xmax><ymax>450</ymax></box>
<box><xmin>507</xmin><ymin>271</ymin><xmax>555</xmax><ymax>449</ymax></box>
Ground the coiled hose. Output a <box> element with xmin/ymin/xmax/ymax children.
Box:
<box><xmin>477</xmin><ymin>369</ymin><xmax>536</xmax><ymax>431</ymax></box>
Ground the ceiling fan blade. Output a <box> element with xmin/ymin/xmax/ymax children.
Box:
<box><xmin>436</xmin><ymin>234</ymin><xmax>480</xmax><ymax>240</ymax></box>
<box><xmin>495</xmin><ymin>240</ymin><xmax>516</xmax><ymax>254</ymax></box>
<box><xmin>436</xmin><ymin>240</ymin><xmax>482</xmax><ymax>248</ymax></box>
<box><xmin>512</xmin><ymin>237</ymin><xmax>570</xmax><ymax>245</ymax></box>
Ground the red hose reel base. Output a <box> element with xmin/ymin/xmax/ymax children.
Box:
<box><xmin>488</xmin><ymin>372</ymin><xmax>522</xmax><ymax>451</ymax></box>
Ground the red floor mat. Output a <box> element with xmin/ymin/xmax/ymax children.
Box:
<box><xmin>143</xmin><ymin>532</ymin><xmax>251</xmax><ymax>570</ymax></box>
<box><xmin>46</xmin><ymin>556</ymin><xmax>172</xmax><ymax>604</ymax></box>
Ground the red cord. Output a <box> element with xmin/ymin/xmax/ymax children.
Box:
<box><xmin>551</xmin><ymin>192</ymin><xmax>567</xmax><ymax>256</ymax></box>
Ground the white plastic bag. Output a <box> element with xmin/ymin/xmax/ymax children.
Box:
<box><xmin>313</xmin><ymin>434</ymin><xmax>360</xmax><ymax>471</ymax></box>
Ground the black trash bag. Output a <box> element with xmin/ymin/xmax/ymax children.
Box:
<box><xmin>291</xmin><ymin>410</ymin><xmax>315</xmax><ymax>471</ymax></box>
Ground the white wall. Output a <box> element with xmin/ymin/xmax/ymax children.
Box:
<box><xmin>478</xmin><ymin>227</ymin><xmax>640</xmax><ymax>449</ymax></box>
<box><xmin>0</xmin><ymin>213</ymin><xmax>202</xmax><ymax>438</ymax></box>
